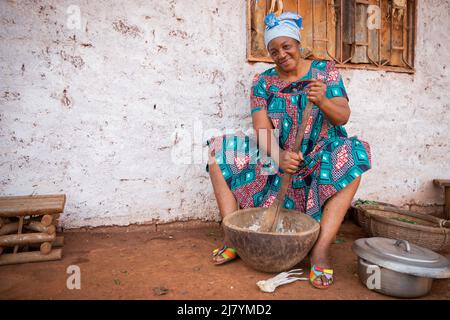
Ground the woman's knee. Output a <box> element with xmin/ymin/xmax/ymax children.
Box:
<box><xmin>339</xmin><ymin>175</ymin><xmax>362</xmax><ymax>197</ymax></box>
<box><xmin>327</xmin><ymin>175</ymin><xmax>362</xmax><ymax>203</ymax></box>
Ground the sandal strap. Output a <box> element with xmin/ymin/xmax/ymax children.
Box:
<box><xmin>220</xmin><ymin>247</ymin><xmax>237</xmax><ymax>260</ymax></box>
<box><xmin>212</xmin><ymin>244</ymin><xmax>227</xmax><ymax>257</ymax></box>
<box><xmin>310</xmin><ymin>265</ymin><xmax>334</xmax><ymax>285</ymax></box>
<box><xmin>212</xmin><ymin>245</ymin><xmax>236</xmax><ymax>258</ymax></box>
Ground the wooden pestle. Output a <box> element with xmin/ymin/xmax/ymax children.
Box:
<box><xmin>259</xmin><ymin>96</ymin><xmax>314</xmax><ymax>233</ymax></box>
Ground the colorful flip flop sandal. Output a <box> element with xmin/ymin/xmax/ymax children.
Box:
<box><xmin>310</xmin><ymin>265</ymin><xmax>334</xmax><ymax>289</ymax></box>
<box><xmin>212</xmin><ymin>245</ymin><xmax>237</xmax><ymax>265</ymax></box>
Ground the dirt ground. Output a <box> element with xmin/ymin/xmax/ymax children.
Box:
<box><xmin>0</xmin><ymin>220</ymin><xmax>449</xmax><ymax>300</ymax></box>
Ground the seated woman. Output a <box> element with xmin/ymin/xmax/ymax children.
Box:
<box><xmin>206</xmin><ymin>12</ymin><xmax>371</xmax><ymax>289</ymax></box>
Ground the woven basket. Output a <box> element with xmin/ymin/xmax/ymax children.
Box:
<box><xmin>360</xmin><ymin>205</ymin><xmax>450</xmax><ymax>252</ymax></box>
<box><xmin>351</xmin><ymin>201</ymin><xmax>398</xmax><ymax>230</ymax></box>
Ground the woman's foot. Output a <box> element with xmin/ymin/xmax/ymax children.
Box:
<box><xmin>309</xmin><ymin>265</ymin><xmax>334</xmax><ymax>289</ymax></box>
<box><xmin>309</xmin><ymin>250</ymin><xmax>334</xmax><ymax>289</ymax></box>
<box><xmin>212</xmin><ymin>245</ymin><xmax>237</xmax><ymax>265</ymax></box>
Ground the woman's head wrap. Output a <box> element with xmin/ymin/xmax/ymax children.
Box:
<box><xmin>264</xmin><ymin>12</ymin><xmax>303</xmax><ymax>49</ymax></box>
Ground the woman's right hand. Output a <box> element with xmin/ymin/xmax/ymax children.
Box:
<box><xmin>279</xmin><ymin>150</ymin><xmax>304</xmax><ymax>174</ymax></box>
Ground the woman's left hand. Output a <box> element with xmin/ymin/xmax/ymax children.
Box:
<box><xmin>307</xmin><ymin>80</ymin><xmax>327</xmax><ymax>107</ymax></box>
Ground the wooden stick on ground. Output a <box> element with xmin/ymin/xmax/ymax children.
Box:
<box><xmin>0</xmin><ymin>248</ymin><xmax>62</xmax><ymax>266</ymax></box>
<box><xmin>0</xmin><ymin>232</ymin><xmax>55</xmax><ymax>247</ymax></box>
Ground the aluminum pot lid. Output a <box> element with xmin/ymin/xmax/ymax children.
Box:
<box><xmin>352</xmin><ymin>237</ymin><xmax>450</xmax><ymax>278</ymax></box>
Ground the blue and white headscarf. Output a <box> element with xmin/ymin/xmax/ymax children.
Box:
<box><xmin>264</xmin><ymin>12</ymin><xmax>303</xmax><ymax>49</ymax></box>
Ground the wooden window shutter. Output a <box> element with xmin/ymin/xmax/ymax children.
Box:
<box><xmin>247</xmin><ymin>0</ymin><xmax>416</xmax><ymax>73</ymax></box>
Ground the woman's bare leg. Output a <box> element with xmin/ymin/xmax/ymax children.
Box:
<box><xmin>208</xmin><ymin>153</ymin><xmax>239</xmax><ymax>264</ymax></box>
<box><xmin>310</xmin><ymin>176</ymin><xmax>361</xmax><ymax>272</ymax></box>
<box><xmin>208</xmin><ymin>154</ymin><xmax>238</xmax><ymax>218</ymax></box>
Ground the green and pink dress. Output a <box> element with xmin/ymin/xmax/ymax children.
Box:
<box><xmin>206</xmin><ymin>60</ymin><xmax>371</xmax><ymax>221</ymax></box>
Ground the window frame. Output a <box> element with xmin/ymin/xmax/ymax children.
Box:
<box><xmin>246</xmin><ymin>0</ymin><xmax>417</xmax><ymax>74</ymax></box>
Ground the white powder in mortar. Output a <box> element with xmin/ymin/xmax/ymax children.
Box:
<box><xmin>248</xmin><ymin>221</ymin><xmax>261</xmax><ymax>231</ymax></box>
<box><xmin>247</xmin><ymin>218</ymin><xmax>296</xmax><ymax>233</ymax></box>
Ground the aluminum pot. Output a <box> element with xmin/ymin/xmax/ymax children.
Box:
<box><xmin>357</xmin><ymin>258</ymin><xmax>433</xmax><ymax>298</ymax></box>
<box><xmin>352</xmin><ymin>237</ymin><xmax>450</xmax><ymax>298</ymax></box>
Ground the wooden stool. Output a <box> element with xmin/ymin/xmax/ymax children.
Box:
<box><xmin>0</xmin><ymin>194</ymin><xmax>66</xmax><ymax>265</ymax></box>
<box><xmin>433</xmin><ymin>179</ymin><xmax>450</xmax><ymax>220</ymax></box>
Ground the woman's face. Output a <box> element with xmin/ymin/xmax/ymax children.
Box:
<box><xmin>267</xmin><ymin>37</ymin><xmax>301</xmax><ymax>72</ymax></box>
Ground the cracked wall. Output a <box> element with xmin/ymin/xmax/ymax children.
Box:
<box><xmin>0</xmin><ymin>0</ymin><xmax>449</xmax><ymax>228</ymax></box>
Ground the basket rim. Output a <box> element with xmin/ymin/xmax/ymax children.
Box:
<box><xmin>370</xmin><ymin>214</ymin><xmax>447</xmax><ymax>234</ymax></box>
<box><xmin>361</xmin><ymin>206</ymin><xmax>449</xmax><ymax>234</ymax></box>
<box><xmin>351</xmin><ymin>200</ymin><xmax>398</xmax><ymax>208</ymax></box>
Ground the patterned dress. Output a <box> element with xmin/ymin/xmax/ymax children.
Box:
<box><xmin>206</xmin><ymin>60</ymin><xmax>371</xmax><ymax>221</ymax></box>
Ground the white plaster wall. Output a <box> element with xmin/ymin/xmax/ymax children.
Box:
<box><xmin>0</xmin><ymin>0</ymin><xmax>449</xmax><ymax>228</ymax></box>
